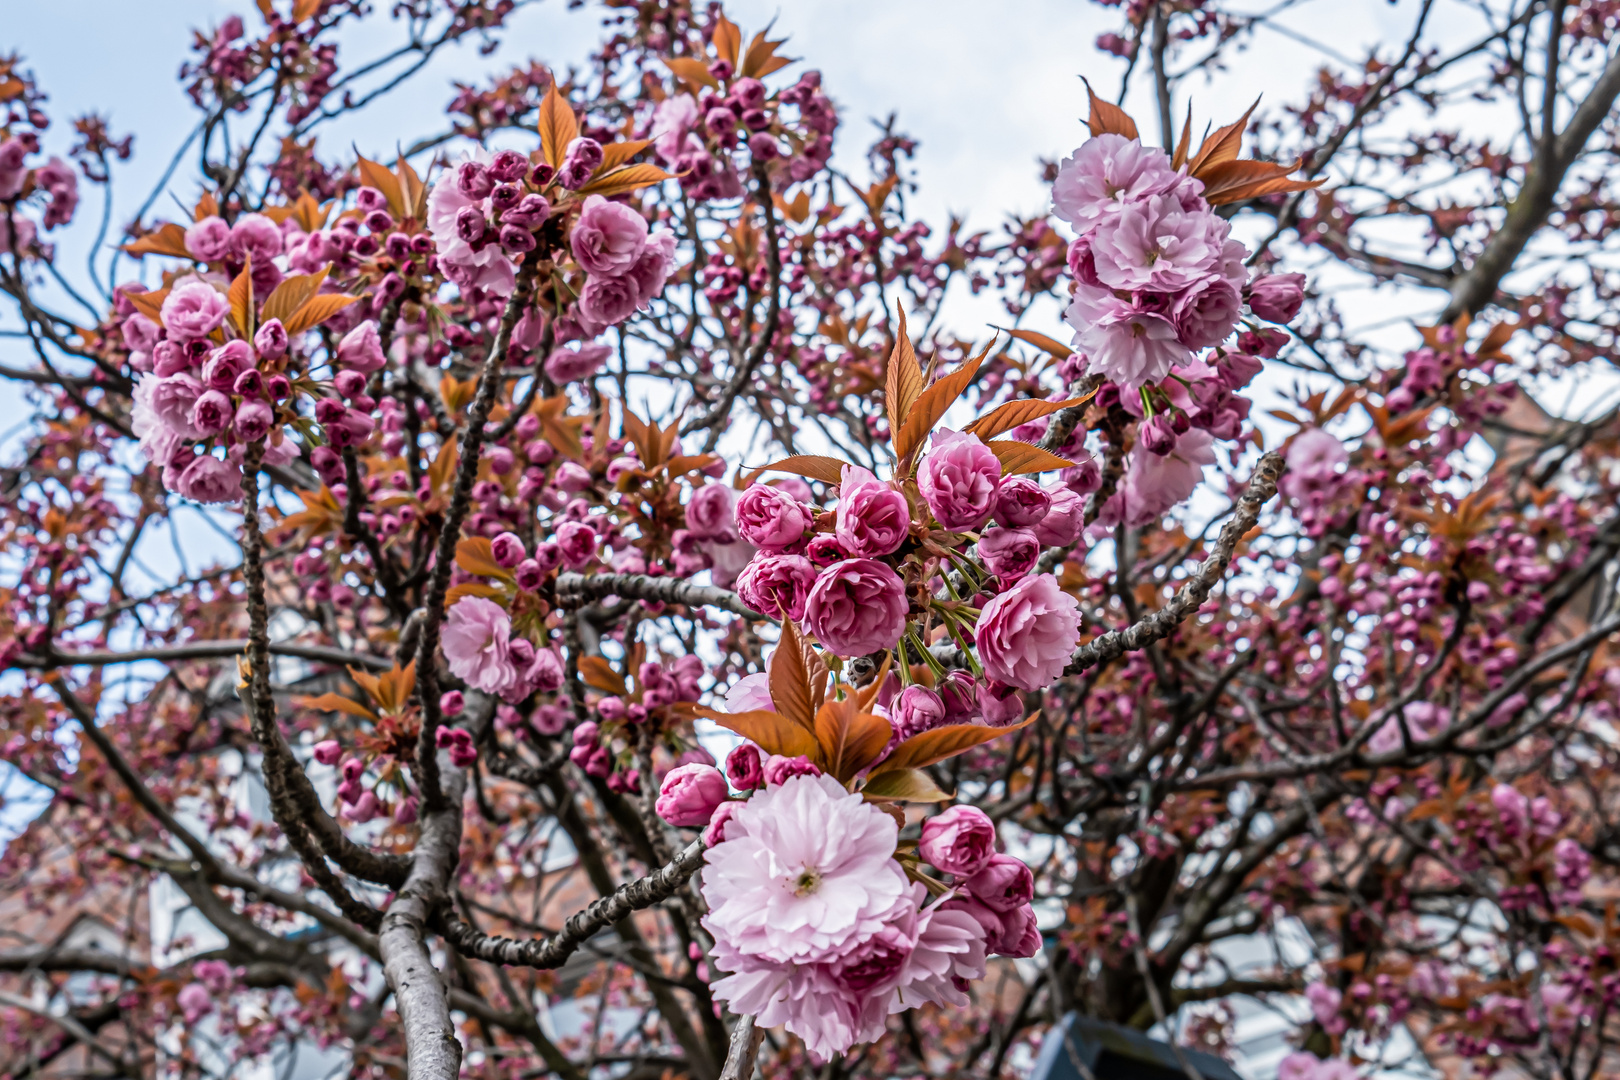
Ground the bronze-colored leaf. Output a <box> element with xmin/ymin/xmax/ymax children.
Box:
<box><xmin>261</xmin><ymin>267</ymin><xmax>331</xmax><ymax>326</ymax></box>
<box><xmin>740</xmin><ymin>31</ymin><xmax>795</xmax><ymax>79</ymax></box>
<box><xmin>538</xmin><ymin>85</ymin><xmax>580</xmax><ymax>170</ymax></box>
<box><xmin>965</xmin><ymin>394</ymin><xmax>1092</xmax><ymax>442</ymax></box>
<box><xmin>760</xmin><ymin>454</ymin><xmax>849</xmax><ymax>485</ymax></box>
<box><xmin>599</xmin><ymin>139</ymin><xmax>653</xmax><ymax>172</ymax></box>
<box><xmin>814</xmin><ymin>697</ymin><xmax>893</xmax><ymax>784</ymax></box>
<box><xmin>228</xmin><ymin>255</ymin><xmax>254</xmax><ymax>339</ymax></box>
<box><xmin>690</xmin><ymin>706</ymin><xmax>822</xmax><ymax>761</ymax></box>
<box><xmin>455</xmin><ymin>537</ymin><xmax>510</xmax><ymax>579</ymax></box>
<box><xmin>885</xmin><ymin>308</ymin><xmax>925</xmax><ymax>446</ymax></box>
<box><xmin>122</xmin><ymin>290</ymin><xmax>169</xmax><ymax>331</ymax></box>
<box><xmin>282</xmin><ymin>293</ymin><xmax>359</xmax><ymax>336</ymax></box>
<box><xmin>1170</xmin><ymin>108</ymin><xmax>1194</xmax><ymax>172</ymax></box>
<box><xmin>871</xmin><ymin>715</ymin><xmax>1036</xmax><ymax>776</ymax></box>
<box><xmin>664</xmin><ymin>57</ymin><xmax>720</xmax><ymax>91</ymax></box>
<box><xmin>1084</xmin><ymin>81</ymin><xmax>1139</xmax><ymax>140</ymax></box>
<box><xmin>862</xmin><ymin>768</ymin><xmax>952</xmax><ymax>802</ymax></box>
<box><xmin>1188</xmin><ymin>98</ymin><xmax>1259</xmax><ymax>175</ymax></box>
<box><xmin>295</xmin><ymin>692</ymin><xmax>377</xmax><ymax>721</ymax></box>
<box><xmin>120</xmin><ymin>223</ymin><xmax>192</xmax><ymax>260</ymax></box>
<box><xmin>768</xmin><ymin>620</ymin><xmax>816</xmax><ymax>732</ymax></box>
<box><xmin>575</xmin><ymin>163</ymin><xmax>675</xmax><ymax>197</ymax></box>
<box><xmin>1002</xmin><ymin>328</ymin><xmax>1074</xmax><ymax>360</ymax></box>
<box><xmin>1199</xmin><ymin>157</ymin><xmax>1325</xmax><ymax>207</ymax></box>
<box><xmin>712</xmin><ymin>14</ymin><xmax>742</xmax><ymax>66</ymax></box>
<box><xmin>357</xmin><ymin>155</ymin><xmax>405</xmax><ymax>219</ymax></box>
<box><xmin>396</xmin><ymin>155</ymin><xmax>427</xmax><ymax>220</ymax></box>
<box><xmin>987</xmin><ymin>439</ymin><xmax>1076</xmax><ymax>475</ymax></box>
<box><xmin>580</xmin><ymin>656</ymin><xmax>628</xmax><ymax>697</ymax></box>
<box><xmin>446</xmin><ymin>581</ymin><xmax>503</xmax><ymax>605</ymax></box>
<box><xmin>193</xmin><ymin>192</ymin><xmax>219</xmax><ymax>221</ymax></box>
<box><xmin>893</xmin><ymin>344</ymin><xmax>990</xmax><ymax>466</ymax></box>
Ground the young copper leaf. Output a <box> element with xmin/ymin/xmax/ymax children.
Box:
<box><xmin>356</xmin><ymin>155</ymin><xmax>406</xmax><ymax>219</ymax></box>
<box><xmin>893</xmin><ymin>344</ymin><xmax>990</xmax><ymax>466</ymax></box>
<box><xmin>1199</xmin><ymin>158</ymin><xmax>1324</xmax><ymax>207</ymax></box>
<box><xmin>282</xmin><ymin>293</ymin><xmax>359</xmax><ymax>336</ymax></box>
<box><xmin>261</xmin><ymin>266</ymin><xmax>331</xmax><ymax>326</ymax></box>
<box><xmin>690</xmin><ymin>706</ymin><xmax>823</xmax><ymax>762</ymax></box>
<box><xmin>813</xmin><ymin>697</ymin><xmax>893</xmax><ymax>784</ymax></box>
<box><xmin>120</xmin><ymin>222</ymin><xmax>192</xmax><ymax>259</ymax></box>
<box><xmin>870</xmin><ymin>714</ymin><xmax>1036</xmax><ymax>776</ymax></box>
<box><xmin>1084</xmin><ymin>80</ymin><xmax>1139</xmax><ymax>140</ymax></box>
<box><xmin>768</xmin><ymin>620</ymin><xmax>817</xmax><ymax>732</ymax></box>
<box><xmin>446</xmin><ymin>581</ymin><xmax>503</xmax><ymax>605</ymax></box>
<box><xmin>396</xmin><ymin>156</ymin><xmax>427</xmax><ymax>220</ymax></box>
<box><xmin>1002</xmin><ymin>328</ymin><xmax>1074</xmax><ymax>360</ymax></box>
<box><xmin>1188</xmin><ymin>98</ymin><xmax>1260</xmax><ymax>174</ymax></box>
<box><xmin>579</xmin><ymin>657</ymin><xmax>628</xmax><ymax>697</ymax></box>
<box><xmin>538</xmin><ymin>85</ymin><xmax>580</xmax><ymax>169</ymax></box>
<box><xmin>228</xmin><ymin>256</ymin><xmax>253</xmax><ymax>339</ymax></box>
<box><xmin>599</xmin><ymin>139</ymin><xmax>653</xmax><ymax>172</ymax></box>
<box><xmin>885</xmin><ymin>308</ymin><xmax>925</xmax><ymax>448</ymax></box>
<box><xmin>295</xmin><ymin>692</ymin><xmax>377</xmax><ymax>721</ymax></box>
<box><xmin>1171</xmin><ymin>108</ymin><xmax>1194</xmax><ymax>171</ymax></box>
<box><xmin>664</xmin><ymin>57</ymin><xmax>720</xmax><ymax>91</ymax></box>
<box><xmin>454</xmin><ymin>537</ymin><xmax>510</xmax><ymax>579</ymax></box>
<box><xmin>761</xmin><ymin>455</ymin><xmax>850</xmax><ymax>485</ymax></box>
<box><xmin>988</xmin><ymin>440</ymin><xmax>1076</xmax><ymax>475</ymax></box>
<box><xmin>741</xmin><ymin>32</ymin><xmax>795</xmax><ymax>79</ymax></box>
<box><xmin>193</xmin><ymin>191</ymin><xmax>219</xmax><ymax>221</ymax></box>
<box><xmin>852</xmin><ymin>650</ymin><xmax>893</xmax><ymax>713</ymax></box>
<box><xmin>576</xmin><ymin>164</ymin><xmax>676</xmax><ymax>197</ymax></box>
<box><xmin>862</xmin><ymin>768</ymin><xmax>952</xmax><ymax>802</ymax></box>
<box><xmin>965</xmin><ymin>394</ymin><xmax>1092</xmax><ymax>442</ymax></box>
<box><xmin>712</xmin><ymin>14</ymin><xmax>742</xmax><ymax>66</ymax></box>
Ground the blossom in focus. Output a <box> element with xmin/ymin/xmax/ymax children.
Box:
<box><xmin>974</xmin><ymin>573</ymin><xmax>1082</xmax><ymax>692</ymax></box>
<box><xmin>571</xmin><ymin>194</ymin><xmax>648</xmax><ymax>276</ymax></box>
<box><xmin>804</xmin><ymin>558</ymin><xmax>908</xmax><ymax>657</ymax></box>
<box><xmin>918</xmin><ymin>429</ymin><xmax>1001</xmax><ymax>530</ymax></box>
<box><xmin>835</xmin><ymin>465</ymin><xmax>910</xmax><ymax>557</ymax></box>
<box><xmin>1051</xmin><ymin>134</ymin><xmax>1188</xmax><ymax>226</ymax></box>
<box><xmin>428</xmin><ymin>152</ymin><xmax>517</xmax><ymax>296</ymax></box>
<box><xmin>441</xmin><ymin>597</ymin><xmax>520</xmax><ymax>696</ymax></box>
<box><xmin>656</xmin><ymin>763</ymin><xmax>729</xmax><ymax>827</ymax></box>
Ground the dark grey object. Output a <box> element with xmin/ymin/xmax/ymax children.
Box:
<box><xmin>1030</xmin><ymin>1012</ymin><xmax>1244</xmax><ymax>1080</ymax></box>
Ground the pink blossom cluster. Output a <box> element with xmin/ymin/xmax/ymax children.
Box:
<box><xmin>0</xmin><ymin>136</ymin><xmax>78</xmax><ymax>256</ymax></box>
<box><xmin>693</xmin><ymin>774</ymin><xmax>1035</xmax><ymax>1060</ymax></box>
<box><xmin>441</xmin><ymin>596</ymin><xmax>564</xmax><ymax>703</ymax></box>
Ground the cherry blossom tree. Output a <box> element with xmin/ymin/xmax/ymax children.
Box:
<box><xmin>3</xmin><ymin>2</ymin><xmax>1620</xmax><ymax>1079</ymax></box>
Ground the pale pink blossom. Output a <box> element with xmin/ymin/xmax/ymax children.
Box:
<box><xmin>736</xmin><ymin>484</ymin><xmax>811</xmax><ymax>551</ymax></box>
<box><xmin>724</xmin><ymin>673</ymin><xmax>775</xmax><ymax>713</ymax></box>
<box><xmin>918</xmin><ymin>428</ymin><xmax>1001</xmax><ymax>531</ymax></box>
<box><xmin>185</xmin><ymin>216</ymin><xmax>232</xmax><ymax>261</ymax></box>
<box><xmin>441</xmin><ymin>597</ymin><xmax>520</xmax><ymax>696</ymax></box>
<box><xmin>428</xmin><ymin>152</ymin><xmax>517</xmax><ymax>296</ymax></box>
<box><xmin>701</xmin><ymin>773</ymin><xmax>910</xmax><ymax>966</ymax></box>
<box><xmin>1051</xmin><ymin>135</ymin><xmax>1188</xmax><ymax>226</ymax></box>
<box><xmin>570</xmin><ymin>194</ymin><xmax>648</xmax><ymax>276</ymax></box>
<box><xmin>1172</xmin><ymin>272</ymin><xmax>1243</xmax><ymax>349</ymax></box>
<box><xmin>974</xmin><ymin>573</ymin><xmax>1082</xmax><ymax>691</ymax></box>
<box><xmin>160</xmin><ymin>280</ymin><xmax>231</xmax><ymax>341</ymax></box>
<box><xmin>1065</xmin><ymin>282</ymin><xmax>1188</xmax><ymax>390</ymax></box>
<box><xmin>545</xmin><ymin>342</ymin><xmax>612</xmax><ymax>384</ymax></box>
<box><xmin>919</xmin><ymin>805</ymin><xmax>996</xmax><ymax>877</ymax></box>
<box><xmin>1280</xmin><ymin>427</ymin><xmax>1349</xmax><ymax>508</ymax></box>
<box><xmin>736</xmin><ymin>553</ymin><xmax>817</xmax><ymax>620</ymax></box>
<box><xmin>1096</xmin><ymin>428</ymin><xmax>1216</xmax><ymax>528</ymax></box>
<box><xmin>804</xmin><ymin>558</ymin><xmax>909</xmax><ymax>657</ymax></box>
<box><xmin>131</xmin><ymin>372</ymin><xmax>206</xmax><ymax>464</ymax></box>
<box><xmin>171</xmin><ymin>454</ymin><xmax>239</xmax><ymax>504</ymax></box>
<box><xmin>1089</xmin><ymin>193</ymin><xmax>1229</xmax><ymax>292</ymax></box>
<box><xmin>836</xmin><ymin>465</ymin><xmax>910</xmax><ymax>557</ymax></box>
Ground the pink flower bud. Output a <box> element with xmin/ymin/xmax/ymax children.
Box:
<box><xmin>966</xmin><ymin>853</ymin><xmax>1034</xmax><ymax>912</ymax></box>
<box><xmin>312</xmin><ymin>739</ymin><xmax>342</xmax><ymax>766</ymax></box>
<box><xmin>919</xmin><ymin>804</ymin><xmax>996</xmax><ymax>877</ymax></box>
<box><xmin>656</xmin><ymin>763</ymin><xmax>729</xmax><ymax>827</ymax></box>
<box><xmin>725</xmin><ymin>744</ymin><xmax>764</xmax><ymax>791</ymax></box>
